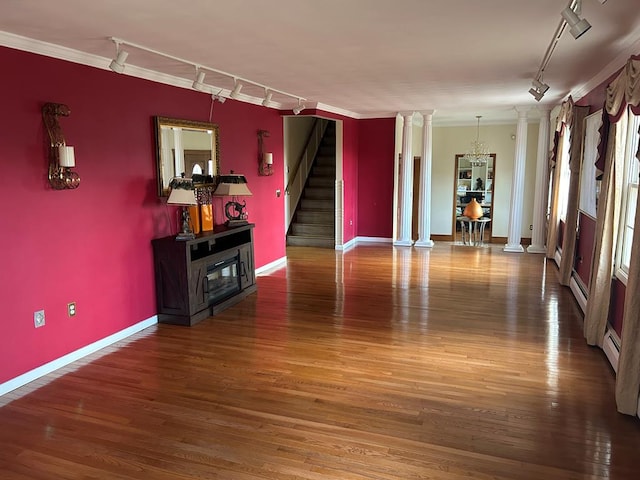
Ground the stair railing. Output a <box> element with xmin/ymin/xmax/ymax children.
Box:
<box><xmin>285</xmin><ymin>118</ymin><xmax>329</xmax><ymax>228</ymax></box>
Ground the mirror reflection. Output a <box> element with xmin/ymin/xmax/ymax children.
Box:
<box><xmin>453</xmin><ymin>153</ymin><xmax>495</xmax><ymax>244</ymax></box>
<box><xmin>155</xmin><ymin>117</ymin><xmax>220</xmax><ymax>196</ymax></box>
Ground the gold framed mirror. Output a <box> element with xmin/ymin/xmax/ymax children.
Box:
<box><xmin>154</xmin><ymin>116</ymin><xmax>220</xmax><ymax>196</ymax></box>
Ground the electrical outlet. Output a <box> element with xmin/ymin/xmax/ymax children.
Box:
<box><xmin>530</xmin><ymin>224</ymin><xmax>533</xmax><ymax>230</ymax></box>
<box><xmin>67</xmin><ymin>302</ymin><xmax>76</xmax><ymax>317</ymax></box>
<box><xmin>34</xmin><ymin>310</ymin><xmax>45</xmax><ymax>328</ymax></box>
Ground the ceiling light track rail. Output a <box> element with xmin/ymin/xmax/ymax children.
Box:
<box><xmin>108</xmin><ymin>36</ymin><xmax>306</xmax><ymax>110</ymax></box>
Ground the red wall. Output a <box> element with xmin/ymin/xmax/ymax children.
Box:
<box><xmin>357</xmin><ymin>118</ymin><xmax>396</xmax><ymax>238</ymax></box>
<box><xmin>0</xmin><ymin>46</ymin><xmax>285</xmax><ymax>384</ymax></box>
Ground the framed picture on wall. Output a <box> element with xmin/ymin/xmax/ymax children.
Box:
<box><xmin>579</xmin><ymin>110</ymin><xmax>603</xmax><ymax>218</ymax></box>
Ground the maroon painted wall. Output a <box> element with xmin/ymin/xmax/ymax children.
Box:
<box><xmin>357</xmin><ymin>118</ymin><xmax>396</xmax><ymax>238</ymax></box>
<box><xmin>0</xmin><ymin>46</ymin><xmax>285</xmax><ymax>384</ymax></box>
<box><xmin>609</xmin><ymin>279</ymin><xmax>626</xmax><ymax>338</ymax></box>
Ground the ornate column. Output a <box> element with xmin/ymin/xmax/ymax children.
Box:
<box><xmin>504</xmin><ymin>107</ymin><xmax>529</xmax><ymax>253</ymax></box>
<box><xmin>394</xmin><ymin>112</ymin><xmax>414</xmax><ymax>247</ymax></box>
<box><xmin>527</xmin><ymin>107</ymin><xmax>551</xmax><ymax>254</ymax></box>
<box><xmin>415</xmin><ymin>110</ymin><xmax>435</xmax><ymax>248</ymax></box>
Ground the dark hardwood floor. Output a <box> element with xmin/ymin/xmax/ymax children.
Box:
<box><xmin>1</xmin><ymin>244</ymin><xmax>639</xmax><ymax>479</ymax></box>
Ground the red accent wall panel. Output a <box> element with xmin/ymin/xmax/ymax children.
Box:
<box><xmin>574</xmin><ymin>213</ymin><xmax>596</xmax><ymax>288</ymax></box>
<box><xmin>609</xmin><ymin>279</ymin><xmax>626</xmax><ymax>338</ymax></box>
<box><xmin>0</xmin><ymin>46</ymin><xmax>285</xmax><ymax>384</ymax></box>
<box><xmin>357</xmin><ymin>118</ymin><xmax>395</xmax><ymax>238</ymax></box>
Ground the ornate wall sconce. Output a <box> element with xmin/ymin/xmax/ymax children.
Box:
<box><xmin>42</xmin><ymin>102</ymin><xmax>80</xmax><ymax>189</ymax></box>
<box><xmin>257</xmin><ymin>129</ymin><xmax>273</xmax><ymax>176</ymax></box>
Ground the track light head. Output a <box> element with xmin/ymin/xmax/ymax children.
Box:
<box><xmin>262</xmin><ymin>90</ymin><xmax>273</xmax><ymax>107</ymax></box>
<box><xmin>532</xmin><ymin>79</ymin><xmax>550</xmax><ymax>94</ymax></box>
<box><xmin>230</xmin><ymin>81</ymin><xmax>243</xmax><ymax>99</ymax></box>
<box><xmin>561</xmin><ymin>4</ymin><xmax>591</xmax><ymax>39</ymax></box>
<box><xmin>293</xmin><ymin>99</ymin><xmax>306</xmax><ymax>115</ymax></box>
<box><xmin>192</xmin><ymin>70</ymin><xmax>206</xmax><ymax>91</ymax></box>
<box><xmin>212</xmin><ymin>91</ymin><xmax>227</xmax><ymax>104</ymax></box>
<box><xmin>109</xmin><ymin>49</ymin><xmax>128</xmax><ymax>74</ymax></box>
<box><xmin>529</xmin><ymin>87</ymin><xmax>544</xmax><ymax>102</ymax></box>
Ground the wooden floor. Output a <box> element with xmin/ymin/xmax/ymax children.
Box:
<box><xmin>1</xmin><ymin>244</ymin><xmax>639</xmax><ymax>479</ymax></box>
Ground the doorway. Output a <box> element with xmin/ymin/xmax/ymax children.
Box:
<box><xmin>453</xmin><ymin>153</ymin><xmax>495</xmax><ymax>243</ymax></box>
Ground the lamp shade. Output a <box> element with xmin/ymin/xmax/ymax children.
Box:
<box><xmin>213</xmin><ymin>174</ymin><xmax>253</xmax><ymax>197</ymax></box>
<box><xmin>58</xmin><ymin>145</ymin><xmax>75</xmax><ymax>167</ymax></box>
<box><xmin>264</xmin><ymin>152</ymin><xmax>273</xmax><ymax>165</ymax></box>
<box><xmin>167</xmin><ymin>188</ymin><xmax>197</xmax><ymax>205</ymax></box>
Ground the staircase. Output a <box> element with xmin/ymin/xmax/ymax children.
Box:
<box><xmin>287</xmin><ymin>123</ymin><xmax>335</xmax><ymax>248</ymax></box>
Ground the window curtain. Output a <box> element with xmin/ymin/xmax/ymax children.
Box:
<box><xmin>587</xmin><ymin>54</ymin><xmax>640</xmax><ymax>415</ymax></box>
<box><xmin>583</xmin><ymin>120</ymin><xmax>623</xmax><ymax>347</ymax></box>
<box><xmin>546</xmin><ymin>103</ymin><xmax>572</xmax><ymax>259</ymax></box>
<box><xmin>559</xmin><ymin>105</ymin><xmax>590</xmax><ymax>285</ymax></box>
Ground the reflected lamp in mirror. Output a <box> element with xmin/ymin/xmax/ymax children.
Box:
<box><xmin>167</xmin><ymin>177</ymin><xmax>198</xmax><ymax>241</ymax></box>
<box><xmin>257</xmin><ymin>129</ymin><xmax>273</xmax><ymax>176</ymax></box>
<box><xmin>155</xmin><ymin>116</ymin><xmax>220</xmax><ymax>197</ymax></box>
<box><xmin>213</xmin><ymin>174</ymin><xmax>253</xmax><ymax>227</ymax></box>
<box><xmin>42</xmin><ymin>103</ymin><xmax>80</xmax><ymax>190</ymax></box>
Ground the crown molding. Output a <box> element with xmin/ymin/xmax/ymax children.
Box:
<box><xmin>310</xmin><ymin>102</ymin><xmax>361</xmax><ymax>119</ymax></box>
<box><xmin>571</xmin><ymin>36</ymin><xmax>640</xmax><ymax>101</ymax></box>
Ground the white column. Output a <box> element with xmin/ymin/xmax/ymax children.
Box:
<box><xmin>415</xmin><ymin>110</ymin><xmax>435</xmax><ymax>248</ymax></box>
<box><xmin>394</xmin><ymin>112</ymin><xmax>414</xmax><ymax>246</ymax></box>
<box><xmin>504</xmin><ymin>107</ymin><xmax>529</xmax><ymax>253</ymax></box>
<box><xmin>527</xmin><ymin>107</ymin><xmax>552</xmax><ymax>254</ymax></box>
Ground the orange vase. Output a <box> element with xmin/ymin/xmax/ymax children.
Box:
<box><xmin>463</xmin><ymin>198</ymin><xmax>483</xmax><ymax>220</ymax></box>
<box><xmin>200</xmin><ymin>204</ymin><xmax>214</xmax><ymax>231</ymax></box>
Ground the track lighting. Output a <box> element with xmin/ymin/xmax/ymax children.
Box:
<box><xmin>561</xmin><ymin>0</ymin><xmax>591</xmax><ymax>39</ymax></box>
<box><xmin>109</xmin><ymin>48</ymin><xmax>128</xmax><ymax>74</ymax></box>
<box><xmin>262</xmin><ymin>90</ymin><xmax>273</xmax><ymax>107</ymax></box>
<box><xmin>532</xmin><ymin>79</ymin><xmax>550</xmax><ymax>94</ymax></box>
<box><xmin>230</xmin><ymin>81</ymin><xmax>243</xmax><ymax>99</ymax></box>
<box><xmin>293</xmin><ymin>99</ymin><xmax>306</xmax><ymax>115</ymax></box>
<box><xmin>528</xmin><ymin>87</ymin><xmax>545</xmax><ymax>102</ymax></box>
<box><xmin>212</xmin><ymin>91</ymin><xmax>227</xmax><ymax>104</ymax></box>
<box><xmin>192</xmin><ymin>70</ymin><xmax>206</xmax><ymax>91</ymax></box>
<box><xmin>106</xmin><ymin>37</ymin><xmax>306</xmax><ymax>107</ymax></box>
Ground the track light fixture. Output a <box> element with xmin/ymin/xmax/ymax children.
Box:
<box><xmin>109</xmin><ymin>44</ymin><xmax>128</xmax><ymax>74</ymax></box>
<box><xmin>192</xmin><ymin>69</ymin><xmax>206</xmax><ymax>91</ymax></box>
<box><xmin>529</xmin><ymin>76</ymin><xmax>549</xmax><ymax>102</ymax></box>
<box><xmin>212</xmin><ymin>91</ymin><xmax>227</xmax><ymax>104</ymax></box>
<box><xmin>293</xmin><ymin>99</ymin><xmax>306</xmax><ymax>115</ymax></box>
<box><xmin>262</xmin><ymin>90</ymin><xmax>273</xmax><ymax>107</ymax></box>
<box><xmin>561</xmin><ymin>0</ymin><xmax>591</xmax><ymax>39</ymax></box>
<box><xmin>230</xmin><ymin>80</ymin><xmax>243</xmax><ymax>99</ymax></box>
<box><xmin>107</xmin><ymin>37</ymin><xmax>306</xmax><ymax>107</ymax></box>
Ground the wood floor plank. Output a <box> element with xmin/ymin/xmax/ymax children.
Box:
<box><xmin>1</xmin><ymin>244</ymin><xmax>639</xmax><ymax>479</ymax></box>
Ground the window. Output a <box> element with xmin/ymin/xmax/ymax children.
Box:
<box><xmin>558</xmin><ymin>125</ymin><xmax>572</xmax><ymax>222</ymax></box>
<box><xmin>616</xmin><ymin>111</ymin><xmax>640</xmax><ymax>282</ymax></box>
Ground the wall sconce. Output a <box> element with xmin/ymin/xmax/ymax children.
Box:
<box><xmin>258</xmin><ymin>129</ymin><xmax>273</xmax><ymax>176</ymax></box>
<box><xmin>42</xmin><ymin>102</ymin><xmax>80</xmax><ymax>190</ymax></box>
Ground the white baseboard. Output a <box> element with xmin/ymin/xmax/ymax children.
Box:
<box><xmin>336</xmin><ymin>237</ymin><xmax>357</xmax><ymax>251</ymax></box>
<box><xmin>602</xmin><ymin>328</ymin><xmax>620</xmax><ymax>374</ymax></box>
<box><xmin>356</xmin><ymin>236</ymin><xmax>393</xmax><ymax>244</ymax></box>
<box><xmin>554</xmin><ymin>249</ymin><xmax>562</xmax><ymax>267</ymax></box>
<box><xmin>570</xmin><ymin>276</ymin><xmax>587</xmax><ymax>313</ymax></box>
<box><xmin>0</xmin><ymin>315</ymin><xmax>158</xmax><ymax>398</ymax></box>
<box><xmin>256</xmin><ymin>256</ymin><xmax>287</xmax><ymax>275</ymax></box>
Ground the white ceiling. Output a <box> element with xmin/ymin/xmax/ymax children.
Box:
<box><xmin>1</xmin><ymin>0</ymin><xmax>640</xmax><ymax>125</ymax></box>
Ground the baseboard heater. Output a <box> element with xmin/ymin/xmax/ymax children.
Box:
<box><xmin>603</xmin><ymin>328</ymin><xmax>620</xmax><ymax>373</ymax></box>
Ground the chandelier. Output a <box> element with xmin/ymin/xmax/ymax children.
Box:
<box><xmin>463</xmin><ymin>116</ymin><xmax>491</xmax><ymax>167</ymax></box>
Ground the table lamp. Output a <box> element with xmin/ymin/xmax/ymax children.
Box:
<box><xmin>167</xmin><ymin>177</ymin><xmax>198</xmax><ymax>240</ymax></box>
<box><xmin>213</xmin><ymin>173</ymin><xmax>253</xmax><ymax>227</ymax></box>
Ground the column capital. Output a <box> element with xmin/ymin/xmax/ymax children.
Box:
<box><xmin>536</xmin><ymin>105</ymin><xmax>552</xmax><ymax>114</ymax></box>
<box><xmin>398</xmin><ymin>111</ymin><xmax>416</xmax><ymax>121</ymax></box>
<box><xmin>419</xmin><ymin>110</ymin><xmax>436</xmax><ymax>117</ymax></box>
<box><xmin>514</xmin><ymin>106</ymin><xmax>530</xmax><ymax>117</ymax></box>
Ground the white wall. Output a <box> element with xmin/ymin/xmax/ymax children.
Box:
<box><xmin>403</xmin><ymin>120</ymin><xmax>539</xmax><ymax>239</ymax></box>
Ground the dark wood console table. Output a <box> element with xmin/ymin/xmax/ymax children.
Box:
<box><xmin>152</xmin><ymin>224</ymin><xmax>256</xmax><ymax>326</ymax></box>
